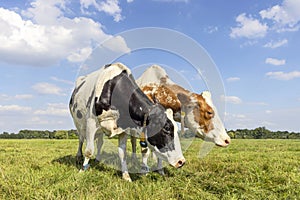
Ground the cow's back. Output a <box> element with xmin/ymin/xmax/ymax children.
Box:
<box><xmin>69</xmin><ymin>63</ymin><xmax>132</xmax><ymax>123</ymax></box>
<box><xmin>136</xmin><ymin>65</ymin><xmax>174</xmax><ymax>87</ymax></box>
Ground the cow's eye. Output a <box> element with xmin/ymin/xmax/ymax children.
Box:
<box><xmin>207</xmin><ymin>111</ymin><xmax>214</xmax><ymax>117</ymax></box>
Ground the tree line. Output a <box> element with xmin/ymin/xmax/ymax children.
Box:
<box><xmin>0</xmin><ymin>127</ymin><xmax>299</xmax><ymax>139</ymax></box>
<box><xmin>227</xmin><ymin>127</ymin><xmax>300</xmax><ymax>139</ymax></box>
<box><xmin>183</xmin><ymin>126</ymin><xmax>300</xmax><ymax>139</ymax></box>
<box><xmin>0</xmin><ymin>129</ymin><xmax>78</xmax><ymax>139</ymax></box>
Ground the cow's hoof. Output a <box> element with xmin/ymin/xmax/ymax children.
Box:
<box><xmin>79</xmin><ymin>164</ymin><xmax>90</xmax><ymax>172</ymax></box>
<box><xmin>140</xmin><ymin>166</ymin><xmax>150</xmax><ymax>175</ymax></box>
<box><xmin>157</xmin><ymin>169</ymin><xmax>165</xmax><ymax>176</ymax></box>
<box><xmin>122</xmin><ymin>172</ymin><xmax>132</xmax><ymax>182</ymax></box>
<box><xmin>76</xmin><ymin>155</ymin><xmax>84</xmax><ymax>165</ymax></box>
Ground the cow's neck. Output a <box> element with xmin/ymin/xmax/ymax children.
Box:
<box><xmin>157</xmin><ymin>84</ymin><xmax>194</xmax><ymax>122</ymax></box>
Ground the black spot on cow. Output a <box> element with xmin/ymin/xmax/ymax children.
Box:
<box><xmin>86</xmin><ymin>88</ymin><xmax>95</xmax><ymax>109</ymax></box>
<box><xmin>69</xmin><ymin>81</ymin><xmax>85</xmax><ymax>106</ymax></box>
<box><xmin>72</xmin><ymin>102</ymin><xmax>77</xmax><ymax>113</ymax></box>
<box><xmin>104</xmin><ymin>64</ymin><xmax>112</xmax><ymax>68</ymax></box>
<box><xmin>146</xmin><ymin>105</ymin><xmax>175</xmax><ymax>152</ymax></box>
<box><xmin>94</xmin><ymin>70</ymin><xmax>126</xmax><ymax>116</ymax></box>
<box><xmin>77</xmin><ymin>110</ymin><xmax>83</xmax><ymax>119</ymax></box>
<box><xmin>93</xmin><ymin>69</ymin><xmax>175</xmax><ymax>152</ymax></box>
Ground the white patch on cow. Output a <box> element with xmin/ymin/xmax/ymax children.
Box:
<box><xmin>136</xmin><ymin>65</ymin><xmax>174</xmax><ymax>87</ymax></box>
<box><xmin>201</xmin><ymin>91</ymin><xmax>213</xmax><ymax>107</ymax></box>
<box><xmin>201</xmin><ymin>91</ymin><xmax>230</xmax><ymax>147</ymax></box>
<box><xmin>94</xmin><ymin>63</ymin><xmax>131</xmax><ymax>98</ymax></box>
<box><xmin>75</xmin><ymin>63</ymin><xmax>131</xmax><ymax>100</ymax></box>
<box><xmin>184</xmin><ymin>107</ymin><xmax>203</xmax><ymax>137</ymax></box>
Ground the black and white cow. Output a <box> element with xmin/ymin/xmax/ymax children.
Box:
<box><xmin>69</xmin><ymin>63</ymin><xmax>185</xmax><ymax>181</ymax></box>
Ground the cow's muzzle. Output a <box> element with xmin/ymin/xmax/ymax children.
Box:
<box><xmin>215</xmin><ymin>137</ymin><xmax>231</xmax><ymax>147</ymax></box>
<box><xmin>172</xmin><ymin>158</ymin><xmax>186</xmax><ymax>168</ymax></box>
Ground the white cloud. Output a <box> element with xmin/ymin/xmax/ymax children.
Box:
<box><xmin>25</xmin><ymin>116</ymin><xmax>50</xmax><ymax>125</ymax></box>
<box><xmin>225</xmin><ymin>108</ymin><xmax>300</xmax><ymax>132</ymax></box>
<box><xmin>264</xmin><ymin>39</ymin><xmax>288</xmax><ymax>48</ymax></box>
<box><xmin>230</xmin><ymin>13</ymin><xmax>268</xmax><ymax>39</ymax></box>
<box><xmin>205</xmin><ymin>26</ymin><xmax>218</xmax><ymax>34</ymax></box>
<box><xmin>0</xmin><ymin>94</ymin><xmax>10</xmax><ymax>101</ymax></box>
<box><xmin>102</xmin><ymin>36</ymin><xmax>131</xmax><ymax>53</ymax></box>
<box><xmin>259</xmin><ymin>0</ymin><xmax>300</xmax><ymax>32</ymax></box>
<box><xmin>50</xmin><ymin>76</ymin><xmax>74</xmax><ymax>85</ymax></box>
<box><xmin>0</xmin><ymin>1</ymin><xmax>130</xmax><ymax>66</ymax></box>
<box><xmin>222</xmin><ymin>95</ymin><xmax>242</xmax><ymax>104</ymax></box>
<box><xmin>266</xmin><ymin>71</ymin><xmax>300</xmax><ymax>80</ymax></box>
<box><xmin>22</xmin><ymin>0</ymin><xmax>66</xmax><ymax>25</ymax></box>
<box><xmin>0</xmin><ymin>94</ymin><xmax>33</xmax><ymax>101</ymax></box>
<box><xmin>15</xmin><ymin>94</ymin><xmax>34</xmax><ymax>100</ymax></box>
<box><xmin>34</xmin><ymin>103</ymin><xmax>69</xmax><ymax>116</ymax></box>
<box><xmin>80</xmin><ymin>0</ymin><xmax>123</xmax><ymax>22</ymax></box>
<box><xmin>247</xmin><ymin>102</ymin><xmax>268</xmax><ymax>106</ymax></box>
<box><xmin>0</xmin><ymin>105</ymin><xmax>32</xmax><ymax>112</ymax></box>
<box><xmin>265</xmin><ymin>57</ymin><xmax>286</xmax><ymax>66</ymax></box>
<box><xmin>226</xmin><ymin>77</ymin><xmax>240</xmax><ymax>82</ymax></box>
<box><xmin>32</xmin><ymin>82</ymin><xmax>65</xmax><ymax>95</ymax></box>
<box><xmin>67</xmin><ymin>47</ymin><xmax>93</xmax><ymax>63</ymax></box>
<box><xmin>127</xmin><ymin>0</ymin><xmax>134</xmax><ymax>2</ymax></box>
<box><xmin>265</xmin><ymin>110</ymin><xmax>272</xmax><ymax>114</ymax></box>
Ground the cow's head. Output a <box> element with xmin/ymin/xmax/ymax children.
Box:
<box><xmin>146</xmin><ymin>105</ymin><xmax>185</xmax><ymax>168</ymax></box>
<box><xmin>178</xmin><ymin>91</ymin><xmax>230</xmax><ymax>147</ymax></box>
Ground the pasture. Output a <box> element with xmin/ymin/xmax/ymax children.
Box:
<box><xmin>0</xmin><ymin>139</ymin><xmax>299</xmax><ymax>199</ymax></box>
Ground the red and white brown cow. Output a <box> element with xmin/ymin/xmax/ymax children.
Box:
<box><xmin>136</xmin><ymin>65</ymin><xmax>231</xmax><ymax>146</ymax></box>
<box><xmin>134</xmin><ymin>65</ymin><xmax>230</xmax><ymax>174</ymax></box>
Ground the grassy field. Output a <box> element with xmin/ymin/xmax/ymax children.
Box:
<box><xmin>0</xmin><ymin>139</ymin><xmax>299</xmax><ymax>200</ymax></box>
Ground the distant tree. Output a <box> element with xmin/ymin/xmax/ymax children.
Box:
<box><xmin>54</xmin><ymin>130</ymin><xmax>68</xmax><ymax>139</ymax></box>
<box><xmin>68</xmin><ymin>129</ymin><xmax>78</xmax><ymax>139</ymax></box>
<box><xmin>228</xmin><ymin>131</ymin><xmax>235</xmax><ymax>139</ymax></box>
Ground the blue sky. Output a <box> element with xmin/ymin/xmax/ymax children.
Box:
<box><xmin>0</xmin><ymin>0</ymin><xmax>299</xmax><ymax>133</ymax></box>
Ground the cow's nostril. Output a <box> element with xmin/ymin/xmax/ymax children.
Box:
<box><xmin>225</xmin><ymin>139</ymin><xmax>230</xmax><ymax>144</ymax></box>
<box><xmin>177</xmin><ymin>160</ymin><xmax>185</xmax><ymax>168</ymax></box>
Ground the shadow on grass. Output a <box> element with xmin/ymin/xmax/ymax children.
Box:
<box><xmin>52</xmin><ymin>151</ymin><xmax>174</xmax><ymax>181</ymax></box>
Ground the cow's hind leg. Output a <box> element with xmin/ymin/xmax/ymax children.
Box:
<box><xmin>140</xmin><ymin>147</ymin><xmax>150</xmax><ymax>175</ymax></box>
<box><xmin>95</xmin><ymin>133</ymin><xmax>104</xmax><ymax>162</ymax></box>
<box><xmin>80</xmin><ymin>118</ymin><xmax>97</xmax><ymax>172</ymax></box>
<box><xmin>76</xmin><ymin>135</ymin><xmax>84</xmax><ymax>164</ymax></box>
<box><xmin>118</xmin><ymin>132</ymin><xmax>131</xmax><ymax>182</ymax></box>
<box><xmin>130</xmin><ymin>136</ymin><xmax>137</xmax><ymax>161</ymax></box>
<box><xmin>156</xmin><ymin>157</ymin><xmax>165</xmax><ymax>176</ymax></box>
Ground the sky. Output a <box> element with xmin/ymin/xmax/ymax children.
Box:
<box><xmin>0</xmin><ymin>0</ymin><xmax>300</xmax><ymax>133</ymax></box>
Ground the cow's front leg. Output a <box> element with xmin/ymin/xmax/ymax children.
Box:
<box><xmin>156</xmin><ymin>157</ymin><xmax>165</xmax><ymax>176</ymax></box>
<box><xmin>140</xmin><ymin>147</ymin><xmax>150</xmax><ymax>175</ymax></box>
<box><xmin>76</xmin><ymin>134</ymin><xmax>84</xmax><ymax>164</ymax></box>
<box><xmin>118</xmin><ymin>132</ymin><xmax>131</xmax><ymax>182</ymax></box>
<box><xmin>95</xmin><ymin>133</ymin><xmax>104</xmax><ymax>162</ymax></box>
<box><xmin>130</xmin><ymin>136</ymin><xmax>137</xmax><ymax>161</ymax></box>
<box><xmin>80</xmin><ymin>118</ymin><xmax>97</xmax><ymax>172</ymax></box>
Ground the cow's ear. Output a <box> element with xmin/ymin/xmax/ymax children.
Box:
<box><xmin>177</xmin><ymin>93</ymin><xmax>190</xmax><ymax>105</ymax></box>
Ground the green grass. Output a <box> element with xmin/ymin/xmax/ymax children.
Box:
<box><xmin>0</xmin><ymin>139</ymin><xmax>299</xmax><ymax>200</ymax></box>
